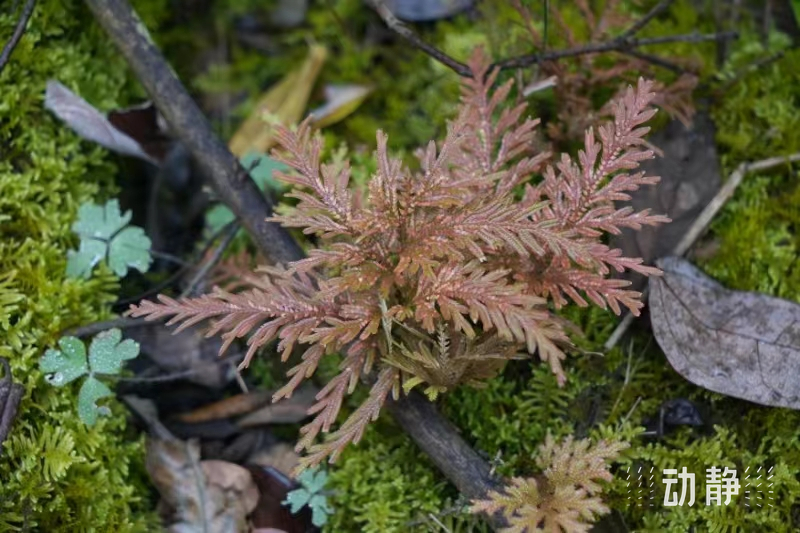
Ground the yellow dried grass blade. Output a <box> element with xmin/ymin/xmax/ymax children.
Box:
<box><xmin>228</xmin><ymin>44</ymin><xmax>328</xmax><ymax>156</ymax></box>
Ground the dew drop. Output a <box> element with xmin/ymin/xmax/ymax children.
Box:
<box><xmin>46</xmin><ymin>372</ymin><xmax>64</xmax><ymax>385</ymax></box>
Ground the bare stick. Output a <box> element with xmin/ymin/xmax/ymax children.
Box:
<box><xmin>604</xmin><ymin>152</ymin><xmax>800</xmax><ymax>350</ymax></box>
<box><xmin>0</xmin><ymin>0</ymin><xmax>35</xmax><ymax>76</ymax></box>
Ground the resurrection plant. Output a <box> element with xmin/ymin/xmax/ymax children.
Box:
<box><xmin>469</xmin><ymin>434</ymin><xmax>628</xmax><ymax>533</ymax></box>
<box><xmin>129</xmin><ymin>48</ymin><xmax>668</xmax><ymax>468</ymax></box>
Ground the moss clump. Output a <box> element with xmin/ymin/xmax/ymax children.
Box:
<box><xmin>0</xmin><ymin>0</ymin><xmax>165</xmax><ymax>530</ymax></box>
<box><xmin>322</xmin><ymin>418</ymin><xmax>447</xmax><ymax>532</ymax></box>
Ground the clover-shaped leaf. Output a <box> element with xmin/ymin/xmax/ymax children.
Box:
<box><xmin>40</xmin><ymin>336</ymin><xmax>89</xmax><ymax>387</ymax></box>
<box><xmin>78</xmin><ymin>376</ymin><xmax>113</xmax><ymax>426</ymax></box>
<box><xmin>66</xmin><ymin>199</ymin><xmax>152</xmax><ymax>279</ymax></box>
<box><xmin>283</xmin><ymin>467</ymin><xmax>333</xmax><ymax>527</ymax></box>
<box><xmin>297</xmin><ymin>468</ymin><xmax>328</xmax><ymax>493</ymax></box>
<box><xmin>88</xmin><ymin>328</ymin><xmax>139</xmax><ymax>374</ymax></box>
<box><xmin>309</xmin><ymin>494</ymin><xmax>334</xmax><ymax>527</ymax></box>
<box><xmin>39</xmin><ymin>328</ymin><xmax>139</xmax><ymax>426</ymax></box>
<box><xmin>284</xmin><ymin>487</ymin><xmax>312</xmax><ymax>513</ymax></box>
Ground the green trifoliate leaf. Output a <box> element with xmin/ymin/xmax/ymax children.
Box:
<box><xmin>40</xmin><ymin>336</ymin><xmax>89</xmax><ymax>386</ymax></box>
<box><xmin>88</xmin><ymin>328</ymin><xmax>139</xmax><ymax>375</ymax></box>
<box><xmin>106</xmin><ymin>225</ymin><xmax>152</xmax><ymax>277</ymax></box>
<box><xmin>65</xmin><ymin>238</ymin><xmax>106</xmax><ymax>279</ymax></box>
<box><xmin>66</xmin><ymin>199</ymin><xmax>152</xmax><ymax>279</ymax></box>
<box><xmin>300</xmin><ymin>468</ymin><xmax>328</xmax><ymax>493</ymax></box>
<box><xmin>283</xmin><ymin>466</ymin><xmax>333</xmax><ymax>525</ymax></box>
<box><xmin>308</xmin><ymin>494</ymin><xmax>333</xmax><ymax>527</ymax></box>
<box><xmin>77</xmin><ymin>376</ymin><xmax>113</xmax><ymax>426</ymax></box>
<box><xmin>283</xmin><ymin>488</ymin><xmax>312</xmax><ymax>513</ymax></box>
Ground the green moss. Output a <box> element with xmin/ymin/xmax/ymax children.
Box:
<box><xmin>0</xmin><ymin>0</ymin><xmax>165</xmax><ymax>530</ymax></box>
<box><xmin>323</xmin><ymin>418</ymin><xmax>448</xmax><ymax>533</ymax></box>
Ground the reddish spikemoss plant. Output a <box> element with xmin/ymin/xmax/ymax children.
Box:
<box><xmin>129</xmin><ymin>48</ymin><xmax>668</xmax><ymax>469</ymax></box>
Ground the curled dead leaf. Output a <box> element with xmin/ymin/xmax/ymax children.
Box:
<box><xmin>146</xmin><ymin>436</ymin><xmax>258</xmax><ymax>533</ymax></box>
<box><xmin>44</xmin><ymin>80</ymin><xmax>161</xmax><ymax>164</ymax></box>
<box><xmin>650</xmin><ymin>256</ymin><xmax>800</xmax><ymax>408</ymax></box>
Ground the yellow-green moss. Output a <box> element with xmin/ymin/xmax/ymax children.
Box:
<box><xmin>0</xmin><ymin>0</ymin><xmax>166</xmax><ymax>530</ymax></box>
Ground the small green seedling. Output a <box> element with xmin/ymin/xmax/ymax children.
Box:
<box><xmin>39</xmin><ymin>328</ymin><xmax>139</xmax><ymax>426</ymax></box>
<box><xmin>205</xmin><ymin>152</ymin><xmax>288</xmax><ymax>234</ymax></box>
<box><xmin>66</xmin><ymin>199</ymin><xmax>152</xmax><ymax>279</ymax></box>
<box><xmin>283</xmin><ymin>467</ymin><xmax>334</xmax><ymax>527</ymax></box>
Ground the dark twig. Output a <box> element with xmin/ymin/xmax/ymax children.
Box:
<box><xmin>487</xmin><ymin>31</ymin><xmax>737</xmax><ymax>73</ymax></box>
<box><xmin>0</xmin><ymin>357</ymin><xmax>24</xmax><ymax>456</ymax></box>
<box><xmin>713</xmin><ymin>50</ymin><xmax>786</xmax><ymax>95</ymax></box>
<box><xmin>364</xmin><ymin>0</ymin><xmax>470</xmax><ymax>75</ymax></box>
<box><xmin>149</xmin><ymin>249</ymin><xmax>192</xmax><ymax>267</ymax></box>
<box><xmin>366</xmin><ymin>0</ymin><xmax>736</xmax><ymax>78</ymax></box>
<box><xmin>83</xmin><ymin>1</ymin><xmax>506</xmax><ymax>526</ymax></box>
<box><xmin>0</xmin><ymin>0</ymin><xmax>36</xmax><ymax>76</ymax></box>
<box><xmin>64</xmin><ymin>316</ymin><xmax>151</xmax><ymax>338</ymax></box>
<box><xmin>115</xmin><ymin>220</ymin><xmax>240</xmax><ymax>307</ymax></box>
<box><xmin>115</xmin><ymin>356</ymin><xmax>240</xmax><ymax>384</ymax></box>
<box><xmin>618</xmin><ymin>0</ymin><xmax>674</xmax><ymax>40</ymax></box>
<box><xmin>387</xmin><ymin>394</ymin><xmax>509</xmax><ymax>530</ymax></box>
<box><xmin>180</xmin><ymin>221</ymin><xmax>240</xmax><ymax>298</ymax></box>
<box><xmin>619</xmin><ymin>49</ymin><xmax>686</xmax><ymax>74</ymax></box>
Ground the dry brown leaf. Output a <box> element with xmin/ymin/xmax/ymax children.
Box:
<box><xmin>202</xmin><ymin>460</ymin><xmax>260</xmax><ymax>517</ymax></box>
<box><xmin>126</xmin><ymin>324</ymin><xmax>236</xmax><ymax>389</ymax></box>
<box><xmin>611</xmin><ymin>114</ymin><xmax>722</xmax><ymax>291</ymax></box>
<box><xmin>178</xmin><ymin>391</ymin><xmax>272</xmax><ymax>424</ymax></box>
<box><xmin>44</xmin><ymin>81</ymin><xmax>159</xmax><ymax>164</ymax></box>
<box><xmin>236</xmin><ymin>384</ymin><xmax>318</xmax><ymax>428</ymax></box>
<box><xmin>146</xmin><ymin>436</ymin><xmax>258</xmax><ymax>533</ymax></box>
<box><xmin>650</xmin><ymin>256</ymin><xmax>800</xmax><ymax>408</ymax></box>
<box><xmin>248</xmin><ymin>442</ymin><xmax>300</xmax><ymax>477</ymax></box>
<box><xmin>228</xmin><ymin>45</ymin><xmax>327</xmax><ymax>157</ymax></box>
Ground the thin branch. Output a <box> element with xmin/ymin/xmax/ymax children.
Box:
<box><xmin>604</xmin><ymin>152</ymin><xmax>800</xmax><ymax>350</ymax></box>
<box><xmin>180</xmin><ymin>221</ymin><xmax>240</xmax><ymax>298</ymax></box>
<box><xmin>64</xmin><ymin>316</ymin><xmax>151</xmax><ymax>338</ymax></box>
<box><xmin>0</xmin><ymin>0</ymin><xmax>35</xmax><ymax>76</ymax></box>
<box><xmin>114</xmin><ymin>220</ymin><xmax>240</xmax><ymax>308</ymax></box>
<box><xmin>618</xmin><ymin>0</ymin><xmax>675</xmax><ymax>40</ymax></box>
<box><xmin>619</xmin><ymin>49</ymin><xmax>686</xmax><ymax>74</ymax></box>
<box><xmin>366</xmin><ymin>0</ymin><xmax>736</xmax><ymax>78</ymax></box>
<box><xmin>364</xmin><ymin>0</ymin><xmax>470</xmax><ymax>76</ymax></box>
<box><xmin>712</xmin><ymin>50</ymin><xmax>785</xmax><ymax>95</ymax></box>
<box><xmin>0</xmin><ymin>357</ymin><xmax>24</xmax><ymax>455</ymax></box>
<box><xmin>490</xmin><ymin>31</ymin><xmax>737</xmax><ymax>72</ymax></box>
<box><xmin>387</xmin><ymin>393</ymin><xmax>509</xmax><ymax>530</ymax></box>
